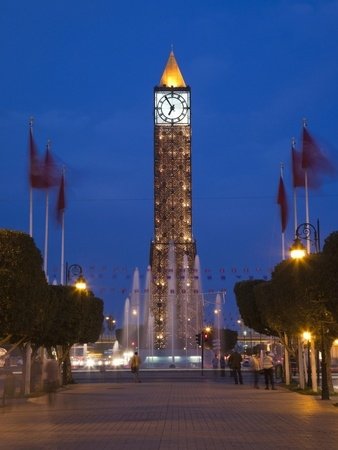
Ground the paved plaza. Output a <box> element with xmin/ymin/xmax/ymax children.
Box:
<box><xmin>1</xmin><ymin>370</ymin><xmax>338</xmax><ymax>450</ymax></box>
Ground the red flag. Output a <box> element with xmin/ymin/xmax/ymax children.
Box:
<box><xmin>291</xmin><ymin>146</ymin><xmax>305</xmax><ymax>188</ymax></box>
<box><xmin>277</xmin><ymin>176</ymin><xmax>288</xmax><ymax>232</ymax></box>
<box><xmin>28</xmin><ymin>127</ymin><xmax>44</xmax><ymax>188</ymax></box>
<box><xmin>41</xmin><ymin>143</ymin><xmax>60</xmax><ymax>189</ymax></box>
<box><xmin>292</xmin><ymin>140</ymin><xmax>326</xmax><ymax>189</ymax></box>
<box><xmin>56</xmin><ymin>172</ymin><xmax>66</xmax><ymax>223</ymax></box>
<box><xmin>302</xmin><ymin>127</ymin><xmax>335</xmax><ymax>175</ymax></box>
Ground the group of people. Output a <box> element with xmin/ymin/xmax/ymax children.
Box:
<box><xmin>213</xmin><ymin>350</ymin><xmax>277</xmax><ymax>390</ymax></box>
<box><xmin>129</xmin><ymin>349</ymin><xmax>277</xmax><ymax>389</ymax></box>
<box><xmin>250</xmin><ymin>351</ymin><xmax>277</xmax><ymax>389</ymax></box>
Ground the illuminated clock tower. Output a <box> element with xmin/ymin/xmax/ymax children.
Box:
<box><xmin>150</xmin><ymin>51</ymin><xmax>198</xmax><ymax>350</ymax></box>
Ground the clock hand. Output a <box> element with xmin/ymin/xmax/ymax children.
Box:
<box><xmin>168</xmin><ymin>104</ymin><xmax>175</xmax><ymax>115</ymax></box>
<box><xmin>164</xmin><ymin>96</ymin><xmax>173</xmax><ymax>108</ymax></box>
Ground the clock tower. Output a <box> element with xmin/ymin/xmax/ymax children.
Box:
<box><xmin>150</xmin><ymin>51</ymin><xmax>199</xmax><ymax>350</ymax></box>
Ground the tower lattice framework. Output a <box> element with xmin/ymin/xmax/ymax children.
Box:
<box><xmin>150</xmin><ymin>93</ymin><xmax>198</xmax><ymax>349</ymax></box>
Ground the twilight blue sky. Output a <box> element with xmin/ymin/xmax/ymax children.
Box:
<box><xmin>1</xmin><ymin>0</ymin><xmax>338</xmax><ymax>328</ymax></box>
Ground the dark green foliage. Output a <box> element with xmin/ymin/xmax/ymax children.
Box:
<box><xmin>78</xmin><ymin>293</ymin><xmax>104</xmax><ymax>344</ymax></box>
<box><xmin>40</xmin><ymin>286</ymin><xmax>82</xmax><ymax>346</ymax></box>
<box><xmin>40</xmin><ymin>286</ymin><xmax>104</xmax><ymax>347</ymax></box>
<box><xmin>254</xmin><ymin>281</ymin><xmax>280</xmax><ymax>335</ymax></box>
<box><xmin>221</xmin><ymin>328</ymin><xmax>237</xmax><ymax>353</ymax></box>
<box><xmin>320</xmin><ymin>232</ymin><xmax>338</xmax><ymax>322</ymax></box>
<box><xmin>270</xmin><ymin>259</ymin><xmax>318</xmax><ymax>334</ymax></box>
<box><xmin>0</xmin><ymin>230</ymin><xmax>49</xmax><ymax>342</ymax></box>
<box><xmin>0</xmin><ymin>229</ymin><xmax>104</xmax><ymax>350</ymax></box>
<box><xmin>234</xmin><ymin>279</ymin><xmax>277</xmax><ymax>336</ymax></box>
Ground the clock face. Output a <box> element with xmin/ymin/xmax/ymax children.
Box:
<box><xmin>156</xmin><ymin>92</ymin><xmax>189</xmax><ymax>124</ymax></box>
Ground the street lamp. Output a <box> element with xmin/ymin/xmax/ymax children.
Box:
<box><xmin>105</xmin><ymin>315</ymin><xmax>116</xmax><ymax>334</ymax></box>
<box><xmin>66</xmin><ymin>263</ymin><xmax>87</xmax><ymax>290</ymax></box>
<box><xmin>290</xmin><ymin>222</ymin><xmax>320</xmax><ymax>258</ymax></box>
<box><xmin>289</xmin><ymin>237</ymin><xmax>306</xmax><ymax>260</ymax></box>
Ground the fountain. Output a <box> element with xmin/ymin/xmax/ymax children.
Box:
<box><xmin>166</xmin><ymin>241</ymin><xmax>177</xmax><ymax>366</ymax></box>
<box><xmin>122</xmin><ymin>297</ymin><xmax>130</xmax><ymax>350</ymax></box>
<box><xmin>214</xmin><ymin>293</ymin><xmax>223</xmax><ymax>355</ymax></box>
<box><xmin>119</xmin><ymin>252</ymin><xmax>224</xmax><ymax>368</ymax></box>
<box><xmin>129</xmin><ymin>267</ymin><xmax>141</xmax><ymax>350</ymax></box>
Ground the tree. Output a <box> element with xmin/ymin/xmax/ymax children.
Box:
<box><xmin>320</xmin><ymin>232</ymin><xmax>338</xmax><ymax>323</ymax></box>
<box><xmin>221</xmin><ymin>329</ymin><xmax>238</xmax><ymax>354</ymax></box>
<box><xmin>234</xmin><ymin>280</ymin><xmax>277</xmax><ymax>336</ymax></box>
<box><xmin>42</xmin><ymin>285</ymin><xmax>103</xmax><ymax>384</ymax></box>
<box><xmin>0</xmin><ymin>230</ymin><xmax>49</xmax><ymax>347</ymax></box>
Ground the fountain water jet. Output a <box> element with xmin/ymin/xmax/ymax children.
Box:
<box><xmin>166</xmin><ymin>241</ymin><xmax>177</xmax><ymax>365</ymax></box>
<box><xmin>122</xmin><ymin>297</ymin><xmax>130</xmax><ymax>350</ymax></box>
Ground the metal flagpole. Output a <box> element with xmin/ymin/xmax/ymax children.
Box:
<box><xmin>280</xmin><ymin>163</ymin><xmax>286</xmax><ymax>260</ymax></box>
<box><xmin>303</xmin><ymin>120</ymin><xmax>311</xmax><ymax>253</ymax></box>
<box><xmin>29</xmin><ymin>117</ymin><xmax>34</xmax><ymax>238</ymax></box>
<box><xmin>291</xmin><ymin>138</ymin><xmax>298</xmax><ymax>234</ymax></box>
<box><xmin>44</xmin><ymin>188</ymin><xmax>49</xmax><ymax>281</ymax></box>
<box><xmin>60</xmin><ymin>168</ymin><xmax>65</xmax><ymax>285</ymax></box>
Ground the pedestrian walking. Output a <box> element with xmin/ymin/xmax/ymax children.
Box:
<box><xmin>228</xmin><ymin>350</ymin><xmax>243</xmax><ymax>385</ymax></box>
<box><xmin>220</xmin><ymin>354</ymin><xmax>226</xmax><ymax>377</ymax></box>
<box><xmin>212</xmin><ymin>354</ymin><xmax>219</xmax><ymax>376</ymax></box>
<box><xmin>250</xmin><ymin>353</ymin><xmax>262</xmax><ymax>389</ymax></box>
<box><xmin>2</xmin><ymin>359</ymin><xmax>15</xmax><ymax>407</ymax></box>
<box><xmin>130</xmin><ymin>351</ymin><xmax>141</xmax><ymax>382</ymax></box>
<box><xmin>31</xmin><ymin>356</ymin><xmax>43</xmax><ymax>392</ymax></box>
<box><xmin>263</xmin><ymin>351</ymin><xmax>276</xmax><ymax>390</ymax></box>
<box><xmin>45</xmin><ymin>356</ymin><xmax>59</xmax><ymax>405</ymax></box>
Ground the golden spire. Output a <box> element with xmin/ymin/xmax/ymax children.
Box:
<box><xmin>159</xmin><ymin>51</ymin><xmax>186</xmax><ymax>88</ymax></box>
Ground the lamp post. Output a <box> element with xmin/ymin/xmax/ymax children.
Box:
<box><xmin>290</xmin><ymin>222</ymin><xmax>330</xmax><ymax>399</ymax></box>
<box><xmin>290</xmin><ymin>221</ymin><xmax>320</xmax><ymax>258</ymax></box>
<box><xmin>214</xmin><ymin>308</ymin><xmax>221</xmax><ymax>355</ymax></box>
<box><xmin>66</xmin><ymin>263</ymin><xmax>87</xmax><ymax>290</ymax></box>
<box><xmin>65</xmin><ymin>263</ymin><xmax>87</xmax><ymax>369</ymax></box>
<box><xmin>132</xmin><ymin>308</ymin><xmax>140</xmax><ymax>351</ymax></box>
<box><xmin>302</xmin><ymin>331</ymin><xmax>312</xmax><ymax>388</ymax></box>
<box><xmin>320</xmin><ymin>322</ymin><xmax>330</xmax><ymax>400</ymax></box>
<box><xmin>105</xmin><ymin>315</ymin><xmax>116</xmax><ymax>337</ymax></box>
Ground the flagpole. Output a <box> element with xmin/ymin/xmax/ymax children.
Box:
<box><xmin>43</xmin><ymin>140</ymin><xmax>51</xmax><ymax>281</ymax></box>
<box><xmin>60</xmin><ymin>210</ymin><xmax>65</xmax><ymax>284</ymax></box>
<box><xmin>44</xmin><ymin>189</ymin><xmax>49</xmax><ymax>280</ymax></box>
<box><xmin>29</xmin><ymin>189</ymin><xmax>33</xmax><ymax>237</ymax></box>
<box><xmin>280</xmin><ymin>163</ymin><xmax>285</xmax><ymax>260</ymax></box>
<box><xmin>303</xmin><ymin>119</ymin><xmax>311</xmax><ymax>253</ymax></box>
<box><xmin>291</xmin><ymin>138</ymin><xmax>298</xmax><ymax>234</ymax></box>
<box><xmin>26</xmin><ymin>117</ymin><xmax>35</xmax><ymax>396</ymax></box>
<box><xmin>60</xmin><ymin>168</ymin><xmax>65</xmax><ymax>285</ymax></box>
<box><xmin>29</xmin><ymin>118</ymin><xmax>34</xmax><ymax>237</ymax></box>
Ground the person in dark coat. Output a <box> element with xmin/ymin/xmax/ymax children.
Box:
<box><xmin>220</xmin><ymin>354</ymin><xmax>226</xmax><ymax>377</ymax></box>
<box><xmin>228</xmin><ymin>350</ymin><xmax>243</xmax><ymax>385</ymax></box>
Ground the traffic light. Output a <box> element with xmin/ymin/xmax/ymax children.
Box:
<box><xmin>195</xmin><ymin>333</ymin><xmax>201</xmax><ymax>346</ymax></box>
